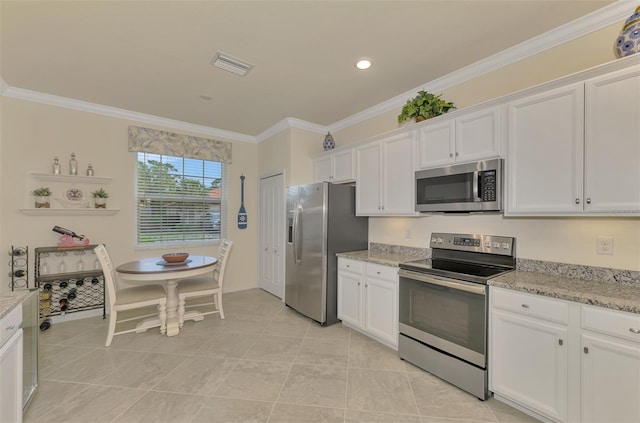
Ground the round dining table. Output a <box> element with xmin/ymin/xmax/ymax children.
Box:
<box><xmin>116</xmin><ymin>255</ymin><xmax>217</xmax><ymax>337</ymax></box>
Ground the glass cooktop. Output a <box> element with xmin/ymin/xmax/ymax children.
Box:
<box><xmin>399</xmin><ymin>258</ymin><xmax>514</xmax><ymax>284</ymax></box>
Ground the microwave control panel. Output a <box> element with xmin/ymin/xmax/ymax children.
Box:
<box><xmin>480</xmin><ymin>170</ymin><xmax>496</xmax><ymax>201</ymax></box>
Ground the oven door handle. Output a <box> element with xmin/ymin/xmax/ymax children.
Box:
<box><xmin>399</xmin><ymin>269</ymin><xmax>486</xmax><ymax>295</ymax></box>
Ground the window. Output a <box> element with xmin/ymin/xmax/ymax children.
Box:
<box><xmin>136</xmin><ymin>152</ymin><xmax>225</xmax><ymax>246</ymax></box>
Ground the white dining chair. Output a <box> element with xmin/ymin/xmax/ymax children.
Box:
<box><xmin>94</xmin><ymin>244</ymin><xmax>168</xmax><ymax>347</ymax></box>
<box><xmin>176</xmin><ymin>239</ymin><xmax>233</xmax><ymax>326</ymax></box>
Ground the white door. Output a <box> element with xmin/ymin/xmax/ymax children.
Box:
<box><xmin>259</xmin><ymin>173</ymin><xmax>285</xmax><ymax>299</ymax></box>
<box><xmin>381</xmin><ymin>131</ymin><xmax>416</xmax><ymax>215</ymax></box>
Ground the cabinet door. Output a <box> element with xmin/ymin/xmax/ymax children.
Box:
<box><xmin>313</xmin><ymin>156</ymin><xmax>333</xmax><ymax>183</ymax></box>
<box><xmin>381</xmin><ymin>132</ymin><xmax>416</xmax><ymax>215</ymax></box>
<box><xmin>584</xmin><ymin>67</ymin><xmax>640</xmax><ymax>214</ymax></box>
<box><xmin>415</xmin><ymin>119</ymin><xmax>455</xmax><ymax>169</ymax></box>
<box><xmin>0</xmin><ymin>330</ymin><xmax>23</xmax><ymax>423</ymax></box>
<box><xmin>490</xmin><ymin>309</ymin><xmax>568</xmax><ymax>422</ymax></box>
<box><xmin>581</xmin><ymin>332</ymin><xmax>640</xmax><ymax>423</ymax></box>
<box><xmin>455</xmin><ymin>106</ymin><xmax>502</xmax><ymax>163</ymax></box>
<box><xmin>363</xmin><ymin>275</ymin><xmax>398</xmax><ymax>347</ymax></box>
<box><xmin>506</xmin><ymin>83</ymin><xmax>584</xmax><ymax>215</ymax></box>
<box><xmin>337</xmin><ymin>270</ymin><xmax>362</xmax><ymax>328</ymax></box>
<box><xmin>356</xmin><ymin>142</ymin><xmax>382</xmax><ymax>215</ymax></box>
<box><xmin>332</xmin><ymin>149</ymin><xmax>356</xmax><ymax>183</ymax></box>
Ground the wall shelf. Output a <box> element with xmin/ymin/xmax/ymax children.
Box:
<box><xmin>30</xmin><ymin>173</ymin><xmax>112</xmax><ymax>184</ymax></box>
<box><xmin>20</xmin><ymin>208</ymin><xmax>119</xmax><ymax>216</ymax></box>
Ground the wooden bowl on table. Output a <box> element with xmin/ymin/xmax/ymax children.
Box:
<box><xmin>162</xmin><ymin>253</ymin><xmax>189</xmax><ymax>263</ymax></box>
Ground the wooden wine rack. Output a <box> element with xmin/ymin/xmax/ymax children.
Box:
<box><xmin>34</xmin><ymin>245</ymin><xmax>106</xmax><ymax>319</ymax></box>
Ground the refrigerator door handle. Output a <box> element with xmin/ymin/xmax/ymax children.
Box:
<box><xmin>292</xmin><ymin>203</ymin><xmax>302</xmax><ymax>264</ymax></box>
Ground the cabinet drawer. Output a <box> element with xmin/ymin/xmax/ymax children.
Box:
<box><xmin>365</xmin><ymin>263</ymin><xmax>398</xmax><ymax>281</ymax></box>
<box><xmin>338</xmin><ymin>258</ymin><xmax>363</xmax><ymax>274</ymax></box>
<box><xmin>582</xmin><ymin>305</ymin><xmax>640</xmax><ymax>343</ymax></box>
<box><xmin>491</xmin><ymin>287</ymin><xmax>568</xmax><ymax>324</ymax></box>
<box><xmin>1</xmin><ymin>304</ymin><xmax>22</xmax><ymax>347</ymax></box>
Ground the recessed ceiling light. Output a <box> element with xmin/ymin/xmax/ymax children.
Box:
<box><xmin>355</xmin><ymin>58</ymin><xmax>372</xmax><ymax>70</ymax></box>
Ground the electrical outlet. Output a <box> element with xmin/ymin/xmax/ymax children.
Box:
<box><xmin>597</xmin><ymin>236</ymin><xmax>614</xmax><ymax>255</ymax></box>
<box><xmin>405</xmin><ymin>229</ymin><xmax>412</xmax><ymax>239</ymax></box>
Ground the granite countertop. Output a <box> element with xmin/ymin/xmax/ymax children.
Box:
<box><xmin>336</xmin><ymin>243</ymin><xmax>429</xmax><ymax>267</ymax></box>
<box><xmin>0</xmin><ymin>290</ymin><xmax>31</xmax><ymax>319</ymax></box>
<box><xmin>490</xmin><ymin>271</ymin><xmax>640</xmax><ymax>315</ymax></box>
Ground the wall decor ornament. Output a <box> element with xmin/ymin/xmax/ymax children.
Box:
<box><xmin>615</xmin><ymin>6</ymin><xmax>640</xmax><ymax>58</ymax></box>
<box><xmin>69</xmin><ymin>153</ymin><xmax>78</xmax><ymax>175</ymax></box>
<box><xmin>323</xmin><ymin>132</ymin><xmax>335</xmax><ymax>151</ymax></box>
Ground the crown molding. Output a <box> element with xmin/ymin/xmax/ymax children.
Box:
<box><xmin>255</xmin><ymin>117</ymin><xmax>327</xmax><ymax>143</ymax></box>
<box><xmin>1</xmin><ymin>86</ymin><xmax>256</xmax><ymax>143</ymax></box>
<box><xmin>329</xmin><ymin>0</ymin><xmax>634</xmax><ymax>133</ymax></box>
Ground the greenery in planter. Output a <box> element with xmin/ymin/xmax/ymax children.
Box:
<box><xmin>32</xmin><ymin>187</ymin><xmax>52</xmax><ymax>197</ymax></box>
<box><xmin>398</xmin><ymin>90</ymin><xmax>456</xmax><ymax>123</ymax></box>
<box><xmin>91</xmin><ymin>188</ymin><xmax>109</xmax><ymax>198</ymax></box>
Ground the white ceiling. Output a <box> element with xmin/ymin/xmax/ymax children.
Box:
<box><xmin>0</xmin><ymin>1</ymin><xmax>620</xmax><ymax>138</ymax></box>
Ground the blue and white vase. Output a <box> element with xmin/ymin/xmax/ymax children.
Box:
<box><xmin>323</xmin><ymin>132</ymin><xmax>335</xmax><ymax>151</ymax></box>
<box><xmin>615</xmin><ymin>6</ymin><xmax>640</xmax><ymax>58</ymax></box>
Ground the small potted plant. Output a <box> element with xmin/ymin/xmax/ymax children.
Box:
<box><xmin>398</xmin><ymin>90</ymin><xmax>456</xmax><ymax>124</ymax></box>
<box><xmin>32</xmin><ymin>187</ymin><xmax>52</xmax><ymax>208</ymax></box>
<box><xmin>91</xmin><ymin>188</ymin><xmax>109</xmax><ymax>209</ymax></box>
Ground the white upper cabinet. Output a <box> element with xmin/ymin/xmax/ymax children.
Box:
<box><xmin>415</xmin><ymin>106</ymin><xmax>502</xmax><ymax>170</ymax></box>
<box><xmin>507</xmin><ymin>65</ymin><xmax>640</xmax><ymax>216</ymax></box>
<box><xmin>506</xmin><ymin>83</ymin><xmax>585</xmax><ymax>215</ymax></box>
<box><xmin>584</xmin><ymin>67</ymin><xmax>640</xmax><ymax>214</ymax></box>
<box><xmin>313</xmin><ymin>148</ymin><xmax>356</xmax><ymax>184</ymax></box>
<box><xmin>356</xmin><ymin>131</ymin><xmax>417</xmax><ymax>216</ymax></box>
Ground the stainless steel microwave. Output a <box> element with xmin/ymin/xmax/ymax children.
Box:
<box><xmin>415</xmin><ymin>158</ymin><xmax>503</xmax><ymax>212</ymax></box>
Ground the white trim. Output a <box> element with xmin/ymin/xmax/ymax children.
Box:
<box><xmin>1</xmin><ymin>86</ymin><xmax>256</xmax><ymax>144</ymax></box>
<box><xmin>255</xmin><ymin>117</ymin><xmax>327</xmax><ymax>143</ymax></box>
<box><xmin>0</xmin><ymin>78</ymin><xmax>8</xmax><ymax>95</ymax></box>
<box><xmin>328</xmin><ymin>1</ymin><xmax>634</xmax><ymax>133</ymax></box>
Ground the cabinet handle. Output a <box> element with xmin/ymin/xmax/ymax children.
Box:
<box><xmin>449</xmin><ymin>153</ymin><xmax>453</xmax><ymax>158</ymax></box>
<box><xmin>381</xmin><ymin>205</ymin><xmax>384</xmax><ymax>210</ymax></box>
<box><xmin>357</xmin><ymin>282</ymin><xmax>360</xmax><ymax>286</ymax></box>
<box><xmin>365</xmin><ymin>284</ymin><xmax>368</xmax><ymax>288</ymax></box>
<box><xmin>586</xmin><ymin>198</ymin><xmax>591</xmax><ymax>204</ymax></box>
<box><xmin>521</xmin><ymin>304</ymin><xmax>529</xmax><ymax>309</ymax></box>
<box><xmin>558</xmin><ymin>339</ymin><xmax>563</xmax><ymax>346</ymax></box>
<box><xmin>575</xmin><ymin>198</ymin><xmax>580</xmax><ymax>205</ymax></box>
<box><xmin>455</xmin><ymin>152</ymin><xmax>459</xmax><ymax>157</ymax></box>
<box><xmin>376</xmin><ymin>271</ymin><xmax>381</xmax><ymax>275</ymax></box>
<box><xmin>6</xmin><ymin>324</ymin><xmax>15</xmax><ymax>330</ymax></box>
<box><xmin>346</xmin><ymin>265</ymin><xmax>350</xmax><ymax>268</ymax></box>
<box><xmin>630</xmin><ymin>328</ymin><xmax>640</xmax><ymax>334</ymax></box>
<box><xmin>584</xmin><ymin>347</ymin><xmax>589</xmax><ymax>354</ymax></box>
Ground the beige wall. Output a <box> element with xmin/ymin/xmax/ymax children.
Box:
<box><xmin>257</xmin><ymin>129</ymin><xmax>290</xmax><ymax>184</ymax></box>
<box><xmin>0</xmin><ymin>97</ymin><xmax>259</xmax><ymax>295</ymax></box>
<box><xmin>334</xmin><ymin>24</ymin><xmax>640</xmax><ymax>271</ymax></box>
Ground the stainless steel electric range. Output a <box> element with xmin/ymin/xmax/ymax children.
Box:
<box><xmin>398</xmin><ymin>232</ymin><xmax>516</xmax><ymax>400</ymax></box>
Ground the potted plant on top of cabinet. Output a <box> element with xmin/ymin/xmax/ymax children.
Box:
<box><xmin>398</xmin><ymin>90</ymin><xmax>456</xmax><ymax>123</ymax></box>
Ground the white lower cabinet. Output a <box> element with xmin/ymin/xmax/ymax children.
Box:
<box><xmin>490</xmin><ymin>289</ymin><xmax>568</xmax><ymax>422</ymax></box>
<box><xmin>337</xmin><ymin>258</ymin><xmax>398</xmax><ymax>348</ymax></box>
<box><xmin>490</xmin><ymin>286</ymin><xmax>640</xmax><ymax>423</ymax></box>
<box><xmin>0</xmin><ymin>305</ymin><xmax>23</xmax><ymax>423</ymax></box>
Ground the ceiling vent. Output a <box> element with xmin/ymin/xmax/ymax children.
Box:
<box><xmin>210</xmin><ymin>52</ymin><xmax>254</xmax><ymax>76</ymax></box>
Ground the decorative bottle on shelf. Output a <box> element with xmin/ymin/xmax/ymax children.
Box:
<box><xmin>69</xmin><ymin>153</ymin><xmax>78</xmax><ymax>175</ymax></box>
<box><xmin>52</xmin><ymin>156</ymin><xmax>61</xmax><ymax>175</ymax></box>
<box><xmin>86</xmin><ymin>164</ymin><xmax>94</xmax><ymax>176</ymax></box>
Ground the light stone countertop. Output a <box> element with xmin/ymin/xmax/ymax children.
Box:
<box><xmin>336</xmin><ymin>250</ymin><xmax>422</xmax><ymax>267</ymax></box>
<box><xmin>0</xmin><ymin>290</ymin><xmax>31</xmax><ymax>319</ymax></box>
<box><xmin>489</xmin><ymin>271</ymin><xmax>640</xmax><ymax>315</ymax></box>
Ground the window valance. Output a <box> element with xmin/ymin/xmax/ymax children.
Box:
<box><xmin>128</xmin><ymin>126</ymin><xmax>232</xmax><ymax>163</ymax></box>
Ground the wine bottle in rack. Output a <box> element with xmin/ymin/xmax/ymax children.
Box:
<box><xmin>42</xmin><ymin>283</ymin><xmax>53</xmax><ymax>291</ymax></box>
<box><xmin>75</xmin><ymin>279</ymin><xmax>84</xmax><ymax>287</ymax></box>
<box><xmin>59</xmin><ymin>281</ymin><xmax>68</xmax><ymax>289</ymax></box>
<box><xmin>67</xmin><ymin>288</ymin><xmax>77</xmax><ymax>301</ymax></box>
<box><xmin>39</xmin><ymin>318</ymin><xmax>51</xmax><ymax>331</ymax></box>
<box><xmin>59</xmin><ymin>298</ymin><xmax>68</xmax><ymax>313</ymax></box>
<box><xmin>9</xmin><ymin>269</ymin><xmax>26</xmax><ymax>277</ymax></box>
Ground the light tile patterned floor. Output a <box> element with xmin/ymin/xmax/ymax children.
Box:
<box><xmin>25</xmin><ymin>288</ymin><xmax>539</xmax><ymax>423</ymax></box>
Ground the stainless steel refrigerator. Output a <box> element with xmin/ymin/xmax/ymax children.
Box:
<box><xmin>285</xmin><ymin>182</ymin><xmax>368</xmax><ymax>325</ymax></box>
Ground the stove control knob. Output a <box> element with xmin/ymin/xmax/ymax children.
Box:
<box><xmin>493</xmin><ymin>242</ymin><xmax>500</xmax><ymax>248</ymax></box>
<box><xmin>437</xmin><ymin>238</ymin><xmax>443</xmax><ymax>244</ymax></box>
<box><xmin>502</xmin><ymin>242</ymin><xmax>510</xmax><ymax>250</ymax></box>
<box><xmin>431</xmin><ymin>237</ymin><xmax>437</xmax><ymax>244</ymax></box>
<box><xmin>484</xmin><ymin>241</ymin><xmax>491</xmax><ymax>248</ymax></box>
